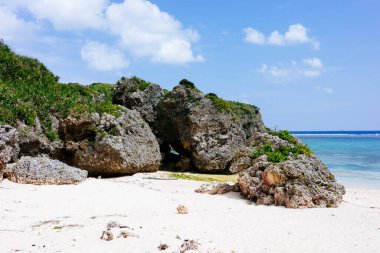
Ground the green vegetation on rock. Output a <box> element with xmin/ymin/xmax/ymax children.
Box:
<box><xmin>179</xmin><ymin>79</ymin><xmax>202</xmax><ymax>93</ymax></box>
<box><xmin>0</xmin><ymin>41</ymin><xmax>123</xmax><ymax>140</ymax></box>
<box><xmin>271</xmin><ymin>130</ymin><xmax>298</xmax><ymax>144</ymax></box>
<box><xmin>127</xmin><ymin>76</ymin><xmax>152</xmax><ymax>93</ymax></box>
<box><xmin>250</xmin><ymin>141</ymin><xmax>313</xmax><ymax>163</ymax></box>
<box><xmin>205</xmin><ymin>93</ymin><xmax>259</xmax><ymax>120</ymax></box>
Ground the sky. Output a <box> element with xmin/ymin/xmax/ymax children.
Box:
<box><xmin>0</xmin><ymin>0</ymin><xmax>379</xmax><ymax>130</ymax></box>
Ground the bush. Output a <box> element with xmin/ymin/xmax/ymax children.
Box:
<box><xmin>271</xmin><ymin>130</ymin><xmax>298</xmax><ymax>144</ymax></box>
<box><xmin>0</xmin><ymin>41</ymin><xmax>123</xmax><ymax>140</ymax></box>
<box><xmin>250</xmin><ymin>141</ymin><xmax>313</xmax><ymax>163</ymax></box>
<box><xmin>205</xmin><ymin>93</ymin><xmax>260</xmax><ymax>121</ymax></box>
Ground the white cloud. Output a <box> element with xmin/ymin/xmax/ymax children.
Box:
<box><xmin>21</xmin><ymin>0</ymin><xmax>108</xmax><ymax>30</ymax></box>
<box><xmin>1</xmin><ymin>0</ymin><xmax>203</xmax><ymax>66</ymax></box>
<box><xmin>303</xmin><ymin>57</ymin><xmax>323</xmax><ymax>68</ymax></box>
<box><xmin>259</xmin><ymin>58</ymin><xmax>324</xmax><ymax>81</ymax></box>
<box><xmin>315</xmin><ymin>86</ymin><xmax>334</xmax><ymax>94</ymax></box>
<box><xmin>268</xmin><ymin>31</ymin><xmax>284</xmax><ymax>45</ymax></box>
<box><xmin>243</xmin><ymin>28</ymin><xmax>265</xmax><ymax>44</ymax></box>
<box><xmin>244</xmin><ymin>23</ymin><xmax>319</xmax><ymax>50</ymax></box>
<box><xmin>81</xmin><ymin>41</ymin><xmax>130</xmax><ymax>71</ymax></box>
<box><xmin>0</xmin><ymin>6</ymin><xmax>38</xmax><ymax>42</ymax></box>
<box><xmin>105</xmin><ymin>0</ymin><xmax>203</xmax><ymax>64</ymax></box>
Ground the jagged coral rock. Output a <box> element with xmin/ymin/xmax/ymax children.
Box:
<box><xmin>5</xmin><ymin>156</ymin><xmax>87</xmax><ymax>185</ymax></box>
<box><xmin>61</xmin><ymin>110</ymin><xmax>161</xmax><ymax>176</ymax></box>
<box><xmin>238</xmin><ymin>132</ymin><xmax>345</xmax><ymax>208</ymax></box>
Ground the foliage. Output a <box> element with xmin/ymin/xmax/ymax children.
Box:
<box><xmin>0</xmin><ymin>41</ymin><xmax>123</xmax><ymax>140</ymax></box>
<box><xmin>127</xmin><ymin>76</ymin><xmax>152</xmax><ymax>92</ymax></box>
<box><xmin>271</xmin><ymin>130</ymin><xmax>298</xmax><ymax>144</ymax></box>
<box><xmin>179</xmin><ymin>79</ymin><xmax>202</xmax><ymax>93</ymax></box>
<box><xmin>205</xmin><ymin>93</ymin><xmax>260</xmax><ymax>120</ymax></box>
<box><xmin>250</xmin><ymin>141</ymin><xmax>313</xmax><ymax>163</ymax></box>
<box><xmin>0</xmin><ymin>39</ymin><xmax>58</xmax><ymax>85</ymax></box>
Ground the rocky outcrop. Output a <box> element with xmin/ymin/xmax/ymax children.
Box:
<box><xmin>113</xmin><ymin>76</ymin><xmax>164</xmax><ymax>125</ymax></box>
<box><xmin>155</xmin><ymin>82</ymin><xmax>266</xmax><ymax>173</ymax></box>
<box><xmin>5</xmin><ymin>156</ymin><xmax>87</xmax><ymax>185</ymax></box>
<box><xmin>0</xmin><ymin>125</ymin><xmax>20</xmax><ymax>175</ymax></box>
<box><xmin>195</xmin><ymin>182</ymin><xmax>240</xmax><ymax>195</ymax></box>
<box><xmin>61</xmin><ymin>109</ymin><xmax>161</xmax><ymax>176</ymax></box>
<box><xmin>237</xmin><ymin>132</ymin><xmax>345</xmax><ymax>208</ymax></box>
<box><xmin>17</xmin><ymin>119</ymin><xmax>64</xmax><ymax>160</ymax></box>
<box><xmin>0</xmin><ymin>125</ymin><xmax>19</xmax><ymax>162</ymax></box>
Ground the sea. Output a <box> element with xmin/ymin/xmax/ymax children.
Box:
<box><xmin>292</xmin><ymin>131</ymin><xmax>380</xmax><ymax>189</ymax></box>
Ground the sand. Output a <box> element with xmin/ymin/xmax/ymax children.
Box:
<box><xmin>0</xmin><ymin>172</ymin><xmax>379</xmax><ymax>253</ymax></box>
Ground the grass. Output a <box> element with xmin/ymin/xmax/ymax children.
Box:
<box><xmin>271</xmin><ymin>130</ymin><xmax>298</xmax><ymax>144</ymax></box>
<box><xmin>250</xmin><ymin>142</ymin><xmax>313</xmax><ymax>163</ymax></box>
<box><xmin>205</xmin><ymin>93</ymin><xmax>260</xmax><ymax>120</ymax></box>
<box><xmin>0</xmin><ymin>41</ymin><xmax>124</xmax><ymax>140</ymax></box>
<box><xmin>179</xmin><ymin>79</ymin><xmax>202</xmax><ymax>93</ymax></box>
<box><xmin>169</xmin><ymin>172</ymin><xmax>238</xmax><ymax>183</ymax></box>
<box><xmin>126</xmin><ymin>76</ymin><xmax>152</xmax><ymax>92</ymax></box>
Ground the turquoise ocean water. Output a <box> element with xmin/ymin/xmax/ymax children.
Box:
<box><xmin>293</xmin><ymin>131</ymin><xmax>380</xmax><ymax>189</ymax></box>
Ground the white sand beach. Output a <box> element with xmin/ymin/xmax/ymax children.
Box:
<box><xmin>0</xmin><ymin>173</ymin><xmax>379</xmax><ymax>253</ymax></box>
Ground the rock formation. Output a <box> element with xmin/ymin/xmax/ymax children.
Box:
<box><xmin>155</xmin><ymin>81</ymin><xmax>266</xmax><ymax>173</ymax></box>
<box><xmin>237</xmin><ymin>132</ymin><xmax>345</xmax><ymax>208</ymax></box>
<box><xmin>5</xmin><ymin>156</ymin><xmax>87</xmax><ymax>185</ymax></box>
<box><xmin>17</xmin><ymin>118</ymin><xmax>65</xmax><ymax>160</ymax></box>
<box><xmin>0</xmin><ymin>125</ymin><xmax>19</xmax><ymax>180</ymax></box>
<box><xmin>113</xmin><ymin>76</ymin><xmax>164</xmax><ymax>126</ymax></box>
<box><xmin>60</xmin><ymin>109</ymin><xmax>161</xmax><ymax>176</ymax></box>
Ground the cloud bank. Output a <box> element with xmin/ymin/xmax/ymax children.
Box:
<box><xmin>0</xmin><ymin>0</ymin><xmax>204</xmax><ymax>71</ymax></box>
<box><xmin>259</xmin><ymin>58</ymin><xmax>324</xmax><ymax>81</ymax></box>
<box><xmin>244</xmin><ymin>24</ymin><xmax>319</xmax><ymax>50</ymax></box>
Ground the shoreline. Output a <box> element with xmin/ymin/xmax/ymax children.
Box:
<box><xmin>1</xmin><ymin>172</ymin><xmax>379</xmax><ymax>253</ymax></box>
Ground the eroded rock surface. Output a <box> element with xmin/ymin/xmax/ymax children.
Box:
<box><xmin>5</xmin><ymin>156</ymin><xmax>87</xmax><ymax>185</ymax></box>
<box><xmin>113</xmin><ymin>77</ymin><xmax>164</xmax><ymax>125</ymax></box>
<box><xmin>238</xmin><ymin>132</ymin><xmax>345</xmax><ymax>208</ymax></box>
<box><xmin>0</xmin><ymin>125</ymin><xmax>19</xmax><ymax>166</ymax></box>
<box><xmin>61</xmin><ymin>110</ymin><xmax>161</xmax><ymax>176</ymax></box>
<box><xmin>156</xmin><ymin>83</ymin><xmax>266</xmax><ymax>173</ymax></box>
<box><xmin>17</xmin><ymin>119</ymin><xmax>64</xmax><ymax>160</ymax></box>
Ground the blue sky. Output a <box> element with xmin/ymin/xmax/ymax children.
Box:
<box><xmin>0</xmin><ymin>0</ymin><xmax>379</xmax><ymax>130</ymax></box>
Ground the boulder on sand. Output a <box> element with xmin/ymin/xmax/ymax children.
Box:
<box><xmin>60</xmin><ymin>109</ymin><xmax>161</xmax><ymax>177</ymax></box>
<box><xmin>0</xmin><ymin>125</ymin><xmax>19</xmax><ymax>180</ymax></box>
<box><xmin>155</xmin><ymin>81</ymin><xmax>266</xmax><ymax>173</ymax></box>
<box><xmin>238</xmin><ymin>132</ymin><xmax>345</xmax><ymax>208</ymax></box>
<box><xmin>5</xmin><ymin>156</ymin><xmax>87</xmax><ymax>185</ymax></box>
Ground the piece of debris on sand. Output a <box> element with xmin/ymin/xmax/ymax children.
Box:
<box><xmin>178</xmin><ymin>239</ymin><xmax>200</xmax><ymax>253</ymax></box>
<box><xmin>176</xmin><ymin>205</ymin><xmax>188</xmax><ymax>214</ymax></box>
<box><xmin>195</xmin><ymin>182</ymin><xmax>240</xmax><ymax>195</ymax></box>
<box><xmin>118</xmin><ymin>231</ymin><xmax>139</xmax><ymax>238</ymax></box>
<box><xmin>100</xmin><ymin>230</ymin><xmax>113</xmax><ymax>241</ymax></box>
<box><xmin>158</xmin><ymin>243</ymin><xmax>169</xmax><ymax>250</ymax></box>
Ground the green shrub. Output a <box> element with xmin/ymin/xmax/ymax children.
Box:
<box><xmin>250</xmin><ymin>140</ymin><xmax>313</xmax><ymax>163</ymax></box>
<box><xmin>271</xmin><ymin>130</ymin><xmax>298</xmax><ymax>144</ymax></box>
<box><xmin>205</xmin><ymin>93</ymin><xmax>260</xmax><ymax>121</ymax></box>
<box><xmin>127</xmin><ymin>76</ymin><xmax>152</xmax><ymax>92</ymax></box>
<box><xmin>0</xmin><ymin>41</ymin><xmax>122</xmax><ymax>140</ymax></box>
<box><xmin>267</xmin><ymin>152</ymin><xmax>288</xmax><ymax>163</ymax></box>
<box><xmin>179</xmin><ymin>79</ymin><xmax>202</xmax><ymax>93</ymax></box>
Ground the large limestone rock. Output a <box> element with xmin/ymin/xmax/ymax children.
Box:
<box><xmin>238</xmin><ymin>132</ymin><xmax>345</xmax><ymax>208</ymax></box>
<box><xmin>0</xmin><ymin>125</ymin><xmax>20</xmax><ymax>164</ymax></box>
<box><xmin>0</xmin><ymin>125</ymin><xmax>20</xmax><ymax>180</ymax></box>
<box><xmin>113</xmin><ymin>76</ymin><xmax>164</xmax><ymax>125</ymax></box>
<box><xmin>155</xmin><ymin>82</ymin><xmax>266</xmax><ymax>173</ymax></box>
<box><xmin>60</xmin><ymin>109</ymin><xmax>161</xmax><ymax>176</ymax></box>
<box><xmin>5</xmin><ymin>156</ymin><xmax>87</xmax><ymax>185</ymax></box>
<box><xmin>17</xmin><ymin>118</ymin><xmax>64</xmax><ymax>160</ymax></box>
